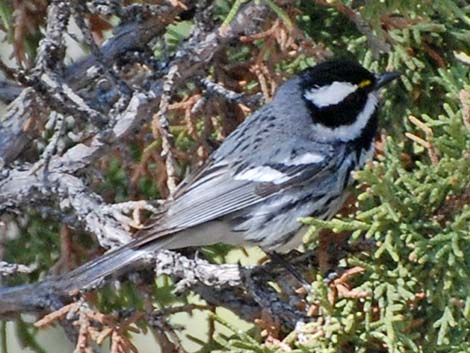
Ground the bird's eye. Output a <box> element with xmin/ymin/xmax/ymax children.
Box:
<box><xmin>358</xmin><ymin>79</ymin><xmax>372</xmax><ymax>88</ymax></box>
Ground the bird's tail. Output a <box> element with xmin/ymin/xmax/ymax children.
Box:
<box><xmin>59</xmin><ymin>234</ymin><xmax>177</xmax><ymax>294</ymax></box>
<box><xmin>0</xmin><ymin>235</ymin><xmax>173</xmax><ymax>313</ymax></box>
<box><xmin>60</xmin><ymin>245</ymin><xmax>148</xmax><ymax>293</ymax></box>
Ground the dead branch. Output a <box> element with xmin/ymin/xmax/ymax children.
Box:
<box><xmin>0</xmin><ymin>93</ymin><xmax>154</xmax><ymax>248</ymax></box>
<box><xmin>0</xmin><ymin>2</ymin><xmax>194</xmax><ymax>165</ymax></box>
<box><xmin>0</xmin><ymin>249</ymin><xmax>312</xmax><ymax>330</ymax></box>
<box><xmin>152</xmin><ymin>65</ymin><xmax>180</xmax><ymax>195</ymax></box>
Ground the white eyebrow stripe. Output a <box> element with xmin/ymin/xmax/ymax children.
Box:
<box><xmin>304</xmin><ymin>81</ymin><xmax>358</xmax><ymax>108</ymax></box>
<box><xmin>286</xmin><ymin>152</ymin><xmax>324</xmax><ymax>165</ymax></box>
<box><xmin>234</xmin><ymin>166</ymin><xmax>288</xmax><ymax>183</ymax></box>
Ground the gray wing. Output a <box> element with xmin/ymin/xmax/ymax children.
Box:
<box><xmin>130</xmin><ymin>150</ymin><xmax>335</xmax><ymax>249</ymax></box>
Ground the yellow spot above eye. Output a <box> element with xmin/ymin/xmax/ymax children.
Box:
<box><xmin>358</xmin><ymin>79</ymin><xmax>371</xmax><ymax>88</ymax></box>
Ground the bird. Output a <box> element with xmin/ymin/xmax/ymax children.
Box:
<box><xmin>60</xmin><ymin>59</ymin><xmax>400</xmax><ymax>291</ymax></box>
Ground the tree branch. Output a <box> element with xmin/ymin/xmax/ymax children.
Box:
<box><xmin>0</xmin><ymin>2</ymin><xmax>194</xmax><ymax>165</ymax></box>
<box><xmin>0</xmin><ymin>93</ymin><xmax>155</xmax><ymax>249</ymax></box>
<box><xmin>0</xmin><ymin>250</ymin><xmax>313</xmax><ymax>329</ymax></box>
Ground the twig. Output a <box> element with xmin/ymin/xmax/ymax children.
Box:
<box><xmin>85</xmin><ymin>0</ymin><xmax>123</xmax><ymax>17</ymax></box>
<box><xmin>34</xmin><ymin>302</ymin><xmax>80</xmax><ymax>328</ymax></box>
<box><xmin>74</xmin><ymin>305</ymin><xmax>93</xmax><ymax>353</ymax></box>
<box><xmin>102</xmin><ymin>200</ymin><xmax>161</xmax><ymax>231</ymax></box>
<box><xmin>41</xmin><ymin>112</ymin><xmax>66</xmax><ymax>180</ymax></box>
<box><xmin>147</xmin><ymin>315</ymin><xmax>186</xmax><ymax>353</ymax></box>
<box><xmin>406</xmin><ymin>115</ymin><xmax>440</xmax><ymax>165</ymax></box>
<box><xmin>151</xmin><ymin>304</ymin><xmax>210</xmax><ymax>318</ymax></box>
<box><xmin>153</xmin><ymin>65</ymin><xmax>180</xmax><ymax>195</ymax></box>
<box><xmin>33</xmin><ymin>0</ymin><xmax>69</xmax><ymax>73</ymax></box>
<box><xmin>201</xmin><ymin>78</ymin><xmax>264</xmax><ymax>107</ymax></box>
<box><xmin>0</xmin><ymin>261</ymin><xmax>35</xmax><ymax>276</ymax></box>
<box><xmin>18</xmin><ymin>70</ymin><xmax>107</xmax><ymax>127</ymax></box>
<box><xmin>73</xmin><ymin>4</ymin><xmax>132</xmax><ymax>110</ymax></box>
<box><xmin>459</xmin><ymin>89</ymin><xmax>470</xmax><ymax>129</ymax></box>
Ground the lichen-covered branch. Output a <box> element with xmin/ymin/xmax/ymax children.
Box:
<box><xmin>0</xmin><ymin>249</ymin><xmax>312</xmax><ymax>330</ymax></box>
<box><xmin>0</xmin><ymin>2</ymin><xmax>196</xmax><ymax>165</ymax></box>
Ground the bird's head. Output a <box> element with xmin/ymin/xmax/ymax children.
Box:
<box><xmin>296</xmin><ymin>60</ymin><xmax>400</xmax><ymax>142</ymax></box>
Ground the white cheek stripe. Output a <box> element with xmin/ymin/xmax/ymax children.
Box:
<box><xmin>312</xmin><ymin>93</ymin><xmax>378</xmax><ymax>142</ymax></box>
<box><xmin>234</xmin><ymin>166</ymin><xmax>287</xmax><ymax>183</ymax></box>
<box><xmin>286</xmin><ymin>152</ymin><xmax>324</xmax><ymax>165</ymax></box>
<box><xmin>304</xmin><ymin>81</ymin><xmax>358</xmax><ymax>108</ymax></box>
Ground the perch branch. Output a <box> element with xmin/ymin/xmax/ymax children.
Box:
<box><xmin>0</xmin><ymin>250</ymin><xmax>312</xmax><ymax>329</ymax></box>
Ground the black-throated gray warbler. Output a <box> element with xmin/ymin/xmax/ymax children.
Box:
<box><xmin>64</xmin><ymin>60</ymin><xmax>400</xmax><ymax>288</ymax></box>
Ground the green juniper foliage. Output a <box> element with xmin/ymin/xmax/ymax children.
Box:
<box><xmin>211</xmin><ymin>1</ymin><xmax>470</xmax><ymax>353</ymax></box>
<box><xmin>2</xmin><ymin>0</ymin><xmax>470</xmax><ymax>352</ymax></box>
